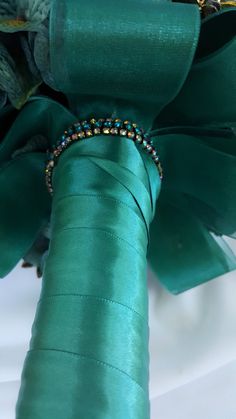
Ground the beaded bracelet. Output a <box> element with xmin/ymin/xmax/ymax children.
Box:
<box><xmin>45</xmin><ymin>117</ymin><xmax>163</xmax><ymax>195</ymax></box>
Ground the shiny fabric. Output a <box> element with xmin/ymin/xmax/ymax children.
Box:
<box><xmin>0</xmin><ymin>1</ymin><xmax>235</xmax><ymax>418</ymax></box>
<box><xmin>16</xmin><ymin>132</ymin><xmax>160</xmax><ymax>418</ymax></box>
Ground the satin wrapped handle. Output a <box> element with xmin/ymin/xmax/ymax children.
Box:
<box><xmin>16</xmin><ymin>131</ymin><xmax>161</xmax><ymax>418</ymax></box>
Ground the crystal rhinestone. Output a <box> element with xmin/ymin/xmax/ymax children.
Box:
<box><xmin>90</xmin><ymin>118</ymin><xmax>96</xmax><ymax>124</ymax></box>
<box><xmin>83</xmin><ymin>123</ymin><xmax>91</xmax><ymax>130</ymax></box>
<box><xmin>110</xmin><ymin>128</ymin><xmax>119</xmax><ymax>135</ymax></box>
<box><xmin>135</xmin><ymin>127</ymin><xmax>142</xmax><ymax>135</ymax></box>
<box><xmin>120</xmin><ymin>129</ymin><xmax>127</xmax><ymax>136</ymax></box>
<box><xmin>78</xmin><ymin>132</ymin><xmax>85</xmax><ymax>139</ymax></box>
<box><xmin>81</xmin><ymin>120</ymin><xmax>88</xmax><ymax>126</ymax></box>
<box><xmin>146</xmin><ymin>144</ymin><xmax>153</xmax><ymax>152</ymax></box>
<box><xmin>61</xmin><ymin>134</ymin><xmax>66</xmax><ymax>141</ymax></box>
<box><xmin>132</xmin><ymin>123</ymin><xmax>137</xmax><ymax>128</ymax></box>
<box><xmin>125</xmin><ymin>123</ymin><xmax>133</xmax><ymax>131</ymax></box>
<box><xmin>142</xmin><ymin>140</ymin><xmax>148</xmax><ymax>148</ymax></box>
<box><xmin>104</xmin><ymin>121</ymin><xmax>112</xmax><ymax>128</ymax></box>
<box><xmin>124</xmin><ymin>120</ymin><xmax>130</xmax><ymax>125</ymax></box>
<box><xmin>152</xmin><ymin>149</ymin><xmax>157</xmax><ymax>157</ymax></box>
<box><xmin>98</xmin><ymin>118</ymin><xmax>105</xmax><ymax>123</ymax></box>
<box><xmin>72</xmin><ymin>134</ymin><xmax>78</xmax><ymax>140</ymax></box>
<box><xmin>94</xmin><ymin>128</ymin><xmax>101</xmax><ymax>135</ymax></box>
<box><xmin>135</xmin><ymin>134</ymin><xmax>143</xmax><ymax>143</ymax></box>
<box><xmin>127</xmin><ymin>131</ymin><xmax>135</xmax><ymax>139</ymax></box>
<box><xmin>154</xmin><ymin>156</ymin><xmax>160</xmax><ymax>163</ymax></box>
<box><xmin>68</xmin><ymin>128</ymin><xmax>74</xmax><ymax>135</ymax></box>
<box><xmin>85</xmin><ymin>130</ymin><xmax>93</xmax><ymax>137</ymax></box>
<box><xmin>75</xmin><ymin>125</ymin><xmax>82</xmax><ymax>133</ymax></box>
<box><xmin>48</xmin><ymin>161</ymin><xmax>54</xmax><ymax>167</ymax></box>
<box><xmin>103</xmin><ymin>128</ymin><xmax>110</xmax><ymax>134</ymax></box>
<box><xmin>114</xmin><ymin>121</ymin><xmax>122</xmax><ymax>128</ymax></box>
<box><xmin>95</xmin><ymin>121</ymin><xmax>103</xmax><ymax>128</ymax></box>
<box><xmin>114</xmin><ymin>118</ymin><xmax>121</xmax><ymax>122</ymax></box>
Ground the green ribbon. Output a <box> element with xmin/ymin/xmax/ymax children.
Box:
<box><xmin>16</xmin><ymin>132</ymin><xmax>160</xmax><ymax>418</ymax></box>
<box><xmin>0</xmin><ymin>1</ymin><xmax>235</xmax><ymax>417</ymax></box>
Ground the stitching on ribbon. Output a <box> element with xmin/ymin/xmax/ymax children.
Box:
<box><xmin>54</xmin><ymin>193</ymin><xmax>146</xmax><ymax>226</ymax></box>
<box><xmin>37</xmin><ymin>293</ymin><xmax>147</xmax><ymax>322</ymax></box>
<box><xmin>27</xmin><ymin>347</ymin><xmax>146</xmax><ymax>395</ymax></box>
<box><xmin>53</xmin><ymin>226</ymin><xmax>145</xmax><ymax>257</ymax></box>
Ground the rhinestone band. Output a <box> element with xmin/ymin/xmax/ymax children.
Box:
<box><xmin>45</xmin><ymin>118</ymin><xmax>163</xmax><ymax>195</ymax></box>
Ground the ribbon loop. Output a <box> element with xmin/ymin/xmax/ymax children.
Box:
<box><xmin>50</xmin><ymin>0</ymin><xmax>200</xmax><ymax>114</ymax></box>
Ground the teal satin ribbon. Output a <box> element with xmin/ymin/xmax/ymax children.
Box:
<box><xmin>0</xmin><ymin>1</ymin><xmax>235</xmax><ymax>418</ymax></box>
<box><xmin>16</xmin><ymin>130</ymin><xmax>160</xmax><ymax>418</ymax></box>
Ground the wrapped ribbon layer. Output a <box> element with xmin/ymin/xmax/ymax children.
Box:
<box><xmin>16</xmin><ymin>128</ymin><xmax>161</xmax><ymax>418</ymax></box>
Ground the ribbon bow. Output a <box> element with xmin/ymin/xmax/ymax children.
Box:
<box><xmin>0</xmin><ymin>1</ymin><xmax>236</xmax><ymax>417</ymax></box>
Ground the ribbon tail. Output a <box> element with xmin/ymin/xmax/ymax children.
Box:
<box><xmin>0</xmin><ymin>152</ymin><xmax>50</xmax><ymax>277</ymax></box>
<box><xmin>147</xmin><ymin>196</ymin><xmax>236</xmax><ymax>294</ymax></box>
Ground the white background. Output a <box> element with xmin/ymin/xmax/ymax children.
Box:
<box><xmin>0</xmin><ymin>238</ymin><xmax>236</xmax><ymax>418</ymax></box>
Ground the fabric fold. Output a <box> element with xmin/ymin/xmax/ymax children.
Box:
<box><xmin>16</xmin><ymin>132</ymin><xmax>161</xmax><ymax>418</ymax></box>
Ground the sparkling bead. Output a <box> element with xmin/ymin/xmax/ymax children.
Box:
<box><xmin>72</xmin><ymin>134</ymin><xmax>78</xmax><ymax>140</ymax></box>
<box><xmin>146</xmin><ymin>144</ymin><xmax>153</xmax><ymax>152</ymax></box>
<box><xmin>103</xmin><ymin>128</ymin><xmax>110</xmax><ymax>135</ymax></box>
<box><xmin>132</xmin><ymin>123</ymin><xmax>137</xmax><ymax>128</ymax></box>
<box><xmin>85</xmin><ymin>130</ymin><xmax>93</xmax><ymax>137</ymax></box>
<box><xmin>83</xmin><ymin>123</ymin><xmax>91</xmax><ymax>130</ymax></box>
<box><xmin>152</xmin><ymin>150</ymin><xmax>157</xmax><ymax>157</ymax></box>
<box><xmin>68</xmin><ymin>128</ymin><xmax>74</xmax><ymax>135</ymax></box>
<box><xmin>142</xmin><ymin>140</ymin><xmax>148</xmax><ymax>148</ymax></box>
<box><xmin>125</xmin><ymin>123</ymin><xmax>133</xmax><ymax>131</ymax></box>
<box><xmin>110</xmin><ymin>128</ymin><xmax>119</xmax><ymax>135</ymax></box>
<box><xmin>104</xmin><ymin>121</ymin><xmax>112</xmax><ymax>128</ymax></box>
<box><xmin>120</xmin><ymin>129</ymin><xmax>127</xmax><ymax>136</ymax></box>
<box><xmin>90</xmin><ymin>118</ymin><xmax>96</xmax><ymax>124</ymax></box>
<box><xmin>48</xmin><ymin>161</ymin><xmax>54</xmax><ymax>167</ymax></box>
<box><xmin>135</xmin><ymin>127</ymin><xmax>142</xmax><ymax>135</ymax></box>
<box><xmin>154</xmin><ymin>156</ymin><xmax>160</xmax><ymax>163</ymax></box>
<box><xmin>78</xmin><ymin>132</ymin><xmax>85</xmax><ymax>139</ymax></box>
<box><xmin>114</xmin><ymin>121</ymin><xmax>122</xmax><ymax>128</ymax></box>
<box><xmin>94</xmin><ymin>128</ymin><xmax>101</xmax><ymax>134</ymax></box>
<box><xmin>114</xmin><ymin>118</ymin><xmax>121</xmax><ymax>122</ymax></box>
<box><xmin>135</xmin><ymin>134</ymin><xmax>143</xmax><ymax>143</ymax></box>
<box><xmin>95</xmin><ymin>121</ymin><xmax>103</xmax><ymax>128</ymax></box>
<box><xmin>75</xmin><ymin>125</ymin><xmax>82</xmax><ymax>133</ymax></box>
<box><xmin>127</xmin><ymin>131</ymin><xmax>135</xmax><ymax>139</ymax></box>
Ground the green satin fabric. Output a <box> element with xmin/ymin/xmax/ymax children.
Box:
<box><xmin>50</xmin><ymin>0</ymin><xmax>200</xmax><ymax>127</ymax></box>
<box><xmin>0</xmin><ymin>1</ymin><xmax>235</xmax><ymax>418</ymax></box>
<box><xmin>16</xmin><ymin>129</ymin><xmax>160</xmax><ymax>418</ymax></box>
